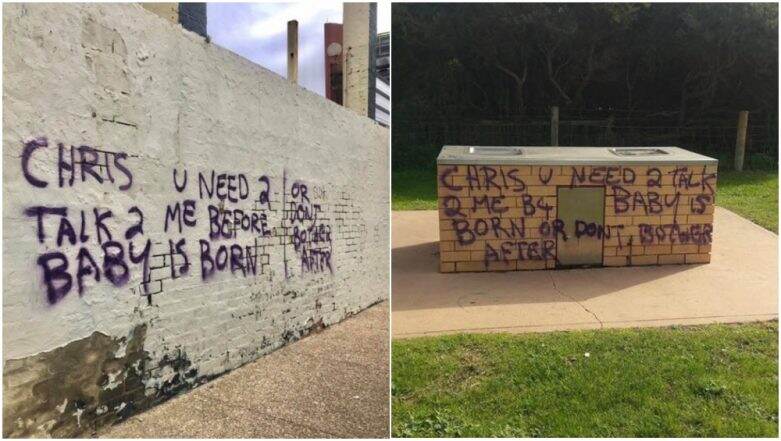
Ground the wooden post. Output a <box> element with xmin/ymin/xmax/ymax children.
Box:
<box><xmin>734</xmin><ymin>110</ymin><xmax>749</xmax><ymax>171</ymax></box>
<box><xmin>287</xmin><ymin>20</ymin><xmax>298</xmax><ymax>84</ymax></box>
<box><xmin>551</xmin><ymin>106</ymin><xmax>559</xmax><ymax>146</ymax></box>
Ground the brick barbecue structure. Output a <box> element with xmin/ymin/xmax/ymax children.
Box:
<box><xmin>437</xmin><ymin>146</ymin><xmax>718</xmax><ymax>273</ymax></box>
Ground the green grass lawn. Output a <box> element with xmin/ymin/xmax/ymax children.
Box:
<box><xmin>392</xmin><ymin>167</ymin><xmax>778</xmax><ymax>232</ymax></box>
<box><xmin>716</xmin><ymin>170</ymin><xmax>778</xmax><ymax>232</ymax></box>
<box><xmin>392</xmin><ymin>321</ymin><xmax>779</xmax><ymax>437</ymax></box>
<box><xmin>392</xmin><ymin>168</ymin><xmax>439</xmax><ymax>211</ymax></box>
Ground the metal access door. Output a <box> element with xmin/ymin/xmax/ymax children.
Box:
<box><xmin>557</xmin><ymin>187</ymin><xmax>605</xmax><ymax>267</ymax></box>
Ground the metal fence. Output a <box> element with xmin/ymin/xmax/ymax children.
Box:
<box><xmin>393</xmin><ymin>109</ymin><xmax>778</xmax><ymax>170</ymax></box>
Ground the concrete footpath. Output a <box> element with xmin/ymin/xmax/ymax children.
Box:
<box><xmin>392</xmin><ymin>208</ymin><xmax>778</xmax><ymax>338</ymax></box>
<box><xmin>99</xmin><ymin>302</ymin><xmax>389</xmax><ymax>438</ymax></box>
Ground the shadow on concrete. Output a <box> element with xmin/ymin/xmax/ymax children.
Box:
<box><xmin>392</xmin><ymin>241</ymin><xmax>698</xmax><ymax>312</ymax></box>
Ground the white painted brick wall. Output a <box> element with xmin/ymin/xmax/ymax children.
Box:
<box><xmin>2</xmin><ymin>3</ymin><xmax>388</xmax><ymax>436</ymax></box>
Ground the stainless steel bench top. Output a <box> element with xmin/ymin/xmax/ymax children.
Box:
<box><xmin>437</xmin><ymin>146</ymin><xmax>718</xmax><ymax>166</ymax></box>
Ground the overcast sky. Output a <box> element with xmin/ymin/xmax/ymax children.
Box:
<box><xmin>207</xmin><ymin>2</ymin><xmax>390</xmax><ymax>96</ymax></box>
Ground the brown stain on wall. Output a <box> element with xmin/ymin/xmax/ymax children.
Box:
<box><xmin>3</xmin><ymin>325</ymin><xmax>149</xmax><ymax>438</ymax></box>
<box><xmin>3</xmin><ymin>289</ymin><xmax>356</xmax><ymax>438</ymax></box>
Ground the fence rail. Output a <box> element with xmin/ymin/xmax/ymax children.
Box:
<box><xmin>393</xmin><ymin>110</ymin><xmax>778</xmax><ymax>169</ymax></box>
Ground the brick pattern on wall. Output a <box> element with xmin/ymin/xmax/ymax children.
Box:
<box><xmin>437</xmin><ymin>163</ymin><xmax>717</xmax><ymax>273</ymax></box>
<box><xmin>600</xmin><ymin>164</ymin><xmax>716</xmax><ymax>267</ymax></box>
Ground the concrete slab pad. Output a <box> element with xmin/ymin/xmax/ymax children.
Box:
<box><xmin>392</xmin><ymin>208</ymin><xmax>777</xmax><ymax>338</ymax></box>
<box><xmin>100</xmin><ymin>302</ymin><xmax>389</xmax><ymax>438</ymax></box>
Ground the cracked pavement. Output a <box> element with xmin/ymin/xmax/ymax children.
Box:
<box><xmin>392</xmin><ymin>208</ymin><xmax>777</xmax><ymax>338</ymax></box>
<box><xmin>98</xmin><ymin>302</ymin><xmax>389</xmax><ymax>438</ymax></box>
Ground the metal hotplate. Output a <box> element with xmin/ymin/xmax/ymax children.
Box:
<box><xmin>437</xmin><ymin>146</ymin><xmax>718</xmax><ymax>166</ymax></box>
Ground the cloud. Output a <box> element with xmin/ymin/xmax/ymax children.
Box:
<box><xmin>208</xmin><ymin>2</ymin><xmax>342</xmax><ymax>96</ymax></box>
<box><xmin>207</xmin><ymin>2</ymin><xmax>388</xmax><ymax>97</ymax></box>
<box><xmin>378</xmin><ymin>1</ymin><xmax>390</xmax><ymax>33</ymax></box>
<box><xmin>245</xmin><ymin>2</ymin><xmax>340</xmax><ymax>40</ymax></box>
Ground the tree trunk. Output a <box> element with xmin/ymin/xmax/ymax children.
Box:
<box><xmin>496</xmin><ymin>62</ymin><xmax>528</xmax><ymax>113</ymax></box>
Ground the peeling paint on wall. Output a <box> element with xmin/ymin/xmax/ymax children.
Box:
<box><xmin>3</xmin><ymin>325</ymin><xmax>148</xmax><ymax>437</ymax></box>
